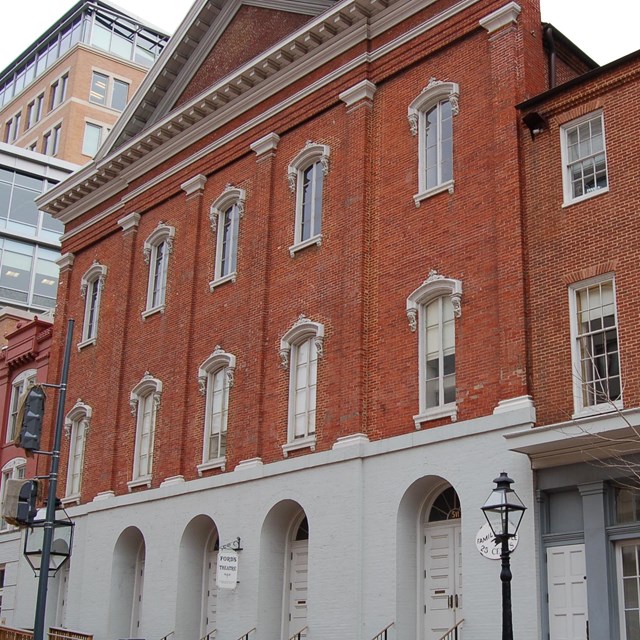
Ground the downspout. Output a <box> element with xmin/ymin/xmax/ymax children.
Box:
<box><xmin>544</xmin><ymin>24</ymin><xmax>557</xmax><ymax>89</ymax></box>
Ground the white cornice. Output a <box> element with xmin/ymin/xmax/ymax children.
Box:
<box><xmin>479</xmin><ymin>2</ymin><xmax>521</xmax><ymax>34</ymax></box>
<box><xmin>339</xmin><ymin>79</ymin><xmax>377</xmax><ymax>106</ymax></box>
<box><xmin>41</xmin><ymin>0</ymin><xmax>487</xmax><ymax>230</ymax></box>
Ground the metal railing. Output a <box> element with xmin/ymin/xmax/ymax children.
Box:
<box><xmin>288</xmin><ymin>627</ymin><xmax>307</xmax><ymax>640</ymax></box>
<box><xmin>235</xmin><ymin>628</ymin><xmax>255</xmax><ymax>640</ymax></box>
<box><xmin>159</xmin><ymin>633</ymin><xmax>174</xmax><ymax>640</ymax></box>
<box><xmin>372</xmin><ymin>622</ymin><xmax>394</xmax><ymax>640</ymax></box>
<box><xmin>437</xmin><ymin>619</ymin><xmax>464</xmax><ymax>640</ymax></box>
<box><xmin>199</xmin><ymin>632</ymin><xmax>216</xmax><ymax>640</ymax></box>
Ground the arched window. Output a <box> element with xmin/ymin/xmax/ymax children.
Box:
<box><xmin>142</xmin><ymin>222</ymin><xmax>175</xmax><ymax>316</ymax></box>
<box><xmin>280</xmin><ymin>315</ymin><xmax>324</xmax><ymax>455</ymax></box>
<box><xmin>128</xmin><ymin>373</ymin><xmax>162</xmax><ymax>488</ymax></box>
<box><xmin>408</xmin><ymin>79</ymin><xmax>459</xmax><ymax>205</ymax></box>
<box><xmin>64</xmin><ymin>400</ymin><xmax>91</xmax><ymax>501</ymax></box>
<box><xmin>197</xmin><ymin>347</ymin><xmax>236</xmax><ymax>472</ymax></box>
<box><xmin>79</xmin><ymin>261</ymin><xmax>107</xmax><ymax>348</ymax></box>
<box><xmin>287</xmin><ymin>142</ymin><xmax>330</xmax><ymax>255</ymax></box>
<box><xmin>407</xmin><ymin>271</ymin><xmax>462</xmax><ymax>425</ymax></box>
<box><xmin>209</xmin><ymin>186</ymin><xmax>245</xmax><ymax>289</ymax></box>
<box><xmin>6</xmin><ymin>369</ymin><xmax>36</xmax><ymax>442</ymax></box>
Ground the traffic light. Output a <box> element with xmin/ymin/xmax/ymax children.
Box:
<box><xmin>17</xmin><ymin>385</ymin><xmax>46</xmax><ymax>452</ymax></box>
<box><xmin>2</xmin><ymin>478</ymin><xmax>39</xmax><ymax>527</ymax></box>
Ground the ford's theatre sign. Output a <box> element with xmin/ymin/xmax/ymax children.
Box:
<box><xmin>475</xmin><ymin>523</ymin><xmax>519</xmax><ymax>560</ymax></box>
<box><xmin>217</xmin><ymin>549</ymin><xmax>239</xmax><ymax>589</ymax></box>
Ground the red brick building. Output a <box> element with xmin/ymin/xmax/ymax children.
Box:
<box><xmin>5</xmin><ymin>0</ymin><xmax>633</xmax><ymax>638</ymax></box>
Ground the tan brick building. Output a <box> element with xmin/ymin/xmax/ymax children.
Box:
<box><xmin>0</xmin><ymin>0</ymin><xmax>168</xmax><ymax>165</ymax></box>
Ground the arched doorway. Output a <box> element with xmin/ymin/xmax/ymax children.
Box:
<box><xmin>423</xmin><ymin>486</ymin><xmax>462</xmax><ymax>640</ymax></box>
<box><xmin>286</xmin><ymin>515</ymin><xmax>309</xmax><ymax>639</ymax></box>
<box><xmin>108</xmin><ymin>527</ymin><xmax>146</xmax><ymax>639</ymax></box>
<box><xmin>175</xmin><ymin>515</ymin><xmax>218</xmax><ymax>639</ymax></box>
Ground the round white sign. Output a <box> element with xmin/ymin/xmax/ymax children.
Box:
<box><xmin>475</xmin><ymin>523</ymin><xmax>518</xmax><ymax>560</ymax></box>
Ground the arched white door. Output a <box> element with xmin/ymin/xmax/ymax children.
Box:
<box><xmin>287</xmin><ymin>516</ymin><xmax>309</xmax><ymax>639</ymax></box>
<box><xmin>424</xmin><ymin>487</ymin><xmax>462</xmax><ymax>640</ymax></box>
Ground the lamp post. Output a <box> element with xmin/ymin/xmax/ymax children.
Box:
<box><xmin>481</xmin><ymin>472</ymin><xmax>526</xmax><ymax>640</ymax></box>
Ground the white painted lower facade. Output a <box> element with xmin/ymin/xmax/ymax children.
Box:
<box><xmin>7</xmin><ymin>402</ymin><xmax>540</xmax><ymax>640</ymax></box>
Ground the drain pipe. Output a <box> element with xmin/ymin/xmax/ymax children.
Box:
<box><xmin>544</xmin><ymin>24</ymin><xmax>557</xmax><ymax>89</ymax></box>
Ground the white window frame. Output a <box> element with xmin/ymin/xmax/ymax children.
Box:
<box><xmin>63</xmin><ymin>400</ymin><xmax>91</xmax><ymax>504</ymax></box>
<box><xmin>128</xmin><ymin>373</ymin><xmax>162</xmax><ymax>489</ymax></box>
<box><xmin>280</xmin><ymin>316</ymin><xmax>324</xmax><ymax>455</ymax></box>
<box><xmin>407</xmin><ymin>271</ymin><xmax>462</xmax><ymax>426</ymax></box>
<box><xmin>142</xmin><ymin>223</ymin><xmax>175</xmax><ymax>317</ymax></box>
<box><xmin>0</xmin><ymin>458</ymin><xmax>26</xmax><ymax>531</ymax></box>
<box><xmin>81</xmin><ymin>120</ymin><xmax>110</xmax><ymax>157</ymax></box>
<box><xmin>49</xmin><ymin>73</ymin><xmax>68</xmax><ymax>111</ymax></box>
<box><xmin>79</xmin><ymin>261</ymin><xmax>107</xmax><ymax>349</ymax></box>
<box><xmin>560</xmin><ymin>110</ymin><xmax>609</xmax><ymax>206</ymax></box>
<box><xmin>209</xmin><ymin>186</ymin><xmax>245</xmax><ymax>290</ymax></box>
<box><xmin>197</xmin><ymin>347</ymin><xmax>236</xmax><ymax>474</ymax></box>
<box><xmin>408</xmin><ymin>79</ymin><xmax>459</xmax><ymax>206</ymax></box>
<box><xmin>287</xmin><ymin>142</ymin><xmax>330</xmax><ymax>256</ymax></box>
<box><xmin>569</xmin><ymin>273</ymin><xmax>622</xmax><ymax>417</ymax></box>
<box><xmin>6</xmin><ymin>369</ymin><xmax>37</xmax><ymax>443</ymax></box>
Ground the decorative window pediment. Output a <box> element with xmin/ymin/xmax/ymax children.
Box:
<box><xmin>79</xmin><ymin>261</ymin><xmax>107</xmax><ymax>347</ymax></box>
<box><xmin>198</xmin><ymin>346</ymin><xmax>236</xmax><ymax>395</ymax></box>
<box><xmin>64</xmin><ymin>399</ymin><xmax>92</xmax><ymax>437</ymax></box>
<box><xmin>279</xmin><ymin>315</ymin><xmax>325</xmax><ymax>369</ymax></box>
<box><xmin>287</xmin><ymin>142</ymin><xmax>330</xmax><ymax>192</ymax></box>
<box><xmin>209</xmin><ymin>185</ymin><xmax>246</xmax><ymax>231</ymax></box>
<box><xmin>406</xmin><ymin>270</ymin><xmax>462</xmax><ymax>332</ymax></box>
<box><xmin>80</xmin><ymin>262</ymin><xmax>107</xmax><ymax>298</ymax></box>
<box><xmin>143</xmin><ymin>222</ymin><xmax>175</xmax><ymax>264</ymax></box>
<box><xmin>407</xmin><ymin>79</ymin><xmax>460</xmax><ymax>136</ymax></box>
<box><xmin>129</xmin><ymin>372</ymin><xmax>162</xmax><ymax>416</ymax></box>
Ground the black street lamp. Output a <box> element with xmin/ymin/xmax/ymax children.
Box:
<box><xmin>481</xmin><ymin>472</ymin><xmax>526</xmax><ymax>640</ymax></box>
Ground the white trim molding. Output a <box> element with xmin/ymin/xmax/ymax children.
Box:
<box><xmin>406</xmin><ymin>270</ymin><xmax>462</xmax><ymax>331</ymax></box>
<box><xmin>407</xmin><ymin>78</ymin><xmax>460</xmax><ymax>136</ymax></box>
<box><xmin>479</xmin><ymin>2</ymin><xmax>521</xmax><ymax>33</ymax></box>
<box><xmin>118</xmin><ymin>212</ymin><xmax>141</xmax><ymax>232</ymax></box>
<box><xmin>180</xmin><ymin>174</ymin><xmax>207</xmax><ymax>197</ymax></box>
<box><xmin>198</xmin><ymin>346</ymin><xmax>236</xmax><ymax>394</ymax></box>
<box><xmin>279</xmin><ymin>315</ymin><xmax>325</xmax><ymax>369</ymax></box>
<box><xmin>339</xmin><ymin>79</ymin><xmax>377</xmax><ymax>107</ymax></box>
<box><xmin>250</xmin><ymin>132</ymin><xmax>281</xmax><ymax>157</ymax></box>
<box><xmin>143</xmin><ymin>222</ymin><xmax>175</xmax><ymax>264</ymax></box>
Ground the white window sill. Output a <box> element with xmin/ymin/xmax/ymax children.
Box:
<box><xmin>289</xmin><ymin>234</ymin><xmax>322</xmax><ymax>257</ymax></box>
<box><xmin>197</xmin><ymin>457</ymin><xmax>226</xmax><ymax>475</ymax></box>
<box><xmin>282</xmin><ymin>434</ymin><xmax>316</xmax><ymax>457</ymax></box>
<box><xmin>61</xmin><ymin>494</ymin><xmax>80</xmax><ymax>506</ymax></box>
<box><xmin>572</xmin><ymin>400</ymin><xmax>623</xmax><ymax>420</ymax></box>
<box><xmin>142</xmin><ymin>305</ymin><xmax>165</xmax><ymax>319</ymax></box>
<box><xmin>413</xmin><ymin>180</ymin><xmax>454</xmax><ymax>207</ymax></box>
<box><xmin>562</xmin><ymin>185</ymin><xmax>609</xmax><ymax>208</ymax></box>
<box><xmin>77</xmin><ymin>337</ymin><xmax>96</xmax><ymax>351</ymax></box>
<box><xmin>209</xmin><ymin>272</ymin><xmax>237</xmax><ymax>291</ymax></box>
<box><xmin>413</xmin><ymin>404</ymin><xmax>457</xmax><ymax>428</ymax></box>
<box><xmin>127</xmin><ymin>477</ymin><xmax>151</xmax><ymax>491</ymax></box>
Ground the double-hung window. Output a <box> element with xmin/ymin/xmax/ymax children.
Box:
<box><xmin>198</xmin><ymin>347</ymin><xmax>235</xmax><ymax>473</ymax></box>
<box><xmin>79</xmin><ymin>261</ymin><xmax>107</xmax><ymax>348</ymax></box>
<box><xmin>561</xmin><ymin>112</ymin><xmax>608</xmax><ymax>205</ymax></box>
<box><xmin>63</xmin><ymin>401</ymin><xmax>91</xmax><ymax>502</ymax></box>
<box><xmin>280</xmin><ymin>316</ymin><xmax>324</xmax><ymax>455</ymax></box>
<box><xmin>408</xmin><ymin>79</ymin><xmax>459</xmax><ymax>205</ymax></box>
<box><xmin>287</xmin><ymin>143</ymin><xmax>330</xmax><ymax>255</ymax></box>
<box><xmin>6</xmin><ymin>369</ymin><xmax>36</xmax><ymax>442</ymax></box>
<box><xmin>569</xmin><ymin>275</ymin><xmax>621</xmax><ymax>415</ymax></box>
<box><xmin>143</xmin><ymin>223</ymin><xmax>174</xmax><ymax>316</ymax></box>
<box><xmin>0</xmin><ymin>458</ymin><xmax>26</xmax><ymax>531</ymax></box>
<box><xmin>49</xmin><ymin>74</ymin><xmax>68</xmax><ymax>111</ymax></box>
<box><xmin>209</xmin><ymin>186</ymin><xmax>245</xmax><ymax>289</ymax></box>
<box><xmin>129</xmin><ymin>373</ymin><xmax>162</xmax><ymax>488</ymax></box>
<box><xmin>407</xmin><ymin>272</ymin><xmax>462</xmax><ymax>426</ymax></box>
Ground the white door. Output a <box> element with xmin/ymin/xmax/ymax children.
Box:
<box><xmin>617</xmin><ymin>539</ymin><xmax>640</xmax><ymax>640</ymax></box>
<box><xmin>547</xmin><ymin>544</ymin><xmax>587</xmax><ymax>640</ymax></box>
<box><xmin>202</xmin><ymin>544</ymin><xmax>218</xmax><ymax>636</ymax></box>
<box><xmin>131</xmin><ymin>555</ymin><xmax>145</xmax><ymax>637</ymax></box>
<box><xmin>424</xmin><ymin>521</ymin><xmax>462</xmax><ymax>640</ymax></box>
<box><xmin>287</xmin><ymin>540</ymin><xmax>308</xmax><ymax>638</ymax></box>
<box><xmin>55</xmin><ymin>564</ymin><xmax>70</xmax><ymax>627</ymax></box>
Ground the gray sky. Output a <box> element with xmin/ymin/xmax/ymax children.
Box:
<box><xmin>0</xmin><ymin>0</ymin><xmax>638</xmax><ymax>73</ymax></box>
